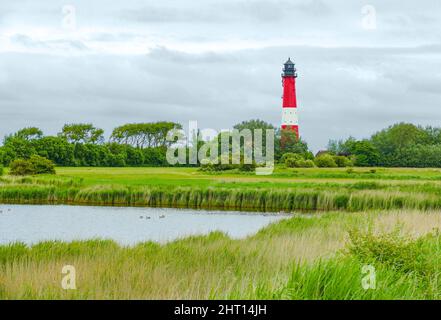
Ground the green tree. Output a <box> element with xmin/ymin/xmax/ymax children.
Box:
<box><xmin>59</xmin><ymin>123</ymin><xmax>104</xmax><ymax>144</ymax></box>
<box><xmin>32</xmin><ymin>136</ymin><xmax>75</xmax><ymax>166</ymax></box>
<box><xmin>142</xmin><ymin>147</ymin><xmax>168</xmax><ymax>166</ymax></box>
<box><xmin>352</xmin><ymin>140</ymin><xmax>380</xmax><ymax>167</ymax></box>
<box><xmin>233</xmin><ymin>119</ymin><xmax>275</xmax><ymax>133</ymax></box>
<box><xmin>110</xmin><ymin>122</ymin><xmax>182</xmax><ymax>148</ymax></box>
<box><xmin>14</xmin><ymin>127</ymin><xmax>43</xmax><ymax>141</ymax></box>
<box><xmin>3</xmin><ymin>136</ymin><xmax>36</xmax><ymax>159</ymax></box>
<box><xmin>371</xmin><ymin>123</ymin><xmax>430</xmax><ymax>163</ymax></box>
<box><xmin>213</xmin><ymin>119</ymin><xmax>275</xmax><ymax>164</ymax></box>
<box><xmin>0</xmin><ymin>146</ymin><xmax>17</xmax><ymax>166</ymax></box>
<box><xmin>275</xmin><ymin>129</ymin><xmax>311</xmax><ymax>161</ymax></box>
<box><xmin>327</xmin><ymin>137</ymin><xmax>357</xmax><ymax>155</ymax></box>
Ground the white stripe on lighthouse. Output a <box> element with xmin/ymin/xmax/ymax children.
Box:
<box><xmin>282</xmin><ymin>108</ymin><xmax>298</xmax><ymax>126</ymax></box>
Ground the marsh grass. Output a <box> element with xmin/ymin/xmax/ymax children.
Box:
<box><xmin>2</xmin><ymin>210</ymin><xmax>441</xmax><ymax>299</ymax></box>
<box><xmin>3</xmin><ymin>167</ymin><xmax>441</xmax><ymax>212</ymax></box>
<box><xmin>3</xmin><ymin>167</ymin><xmax>441</xmax><ymax>299</ymax></box>
<box><xmin>280</xmin><ymin>229</ymin><xmax>441</xmax><ymax>300</ymax></box>
<box><xmin>2</xmin><ymin>182</ymin><xmax>441</xmax><ymax>212</ymax></box>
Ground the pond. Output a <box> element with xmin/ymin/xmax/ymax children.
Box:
<box><xmin>0</xmin><ymin>204</ymin><xmax>288</xmax><ymax>246</ymax></box>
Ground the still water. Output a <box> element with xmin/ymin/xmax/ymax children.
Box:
<box><xmin>0</xmin><ymin>204</ymin><xmax>287</xmax><ymax>245</ymax></box>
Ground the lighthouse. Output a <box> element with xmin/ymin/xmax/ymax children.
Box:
<box><xmin>281</xmin><ymin>58</ymin><xmax>299</xmax><ymax>139</ymax></box>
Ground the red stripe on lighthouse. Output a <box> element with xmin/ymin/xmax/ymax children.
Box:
<box><xmin>282</xmin><ymin>77</ymin><xmax>297</xmax><ymax>108</ymax></box>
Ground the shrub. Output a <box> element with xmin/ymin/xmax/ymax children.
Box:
<box><xmin>199</xmin><ymin>155</ymin><xmax>256</xmax><ymax>172</ymax></box>
<box><xmin>199</xmin><ymin>156</ymin><xmax>234</xmax><ymax>172</ymax></box>
<box><xmin>314</xmin><ymin>154</ymin><xmax>337</xmax><ymax>168</ymax></box>
<box><xmin>283</xmin><ymin>153</ymin><xmax>304</xmax><ymax>168</ymax></box>
<box><xmin>10</xmin><ymin>159</ymin><xmax>35</xmax><ymax>175</ymax></box>
<box><xmin>30</xmin><ymin>155</ymin><xmax>56</xmax><ymax>174</ymax></box>
<box><xmin>285</xmin><ymin>154</ymin><xmax>315</xmax><ymax>168</ymax></box>
<box><xmin>333</xmin><ymin>155</ymin><xmax>353</xmax><ymax>167</ymax></box>
<box><xmin>281</xmin><ymin>152</ymin><xmax>314</xmax><ymax>163</ymax></box>
<box><xmin>280</xmin><ymin>153</ymin><xmax>296</xmax><ymax>163</ymax></box>
<box><xmin>295</xmin><ymin>159</ymin><xmax>315</xmax><ymax>168</ymax></box>
<box><xmin>285</xmin><ymin>157</ymin><xmax>297</xmax><ymax>168</ymax></box>
<box><xmin>199</xmin><ymin>162</ymin><xmax>215</xmax><ymax>172</ymax></box>
<box><xmin>347</xmin><ymin>229</ymin><xmax>433</xmax><ymax>276</ymax></box>
<box><xmin>239</xmin><ymin>162</ymin><xmax>257</xmax><ymax>172</ymax></box>
<box><xmin>0</xmin><ymin>166</ymin><xmax>3</xmax><ymax>176</ymax></box>
<box><xmin>10</xmin><ymin>155</ymin><xmax>55</xmax><ymax>176</ymax></box>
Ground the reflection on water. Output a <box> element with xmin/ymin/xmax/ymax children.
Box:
<box><xmin>0</xmin><ymin>204</ymin><xmax>287</xmax><ymax>245</ymax></box>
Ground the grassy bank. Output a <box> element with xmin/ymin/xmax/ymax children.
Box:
<box><xmin>3</xmin><ymin>167</ymin><xmax>441</xmax><ymax>299</ymax></box>
<box><xmin>3</xmin><ymin>167</ymin><xmax>441</xmax><ymax>211</ymax></box>
<box><xmin>2</xmin><ymin>210</ymin><xmax>441</xmax><ymax>299</ymax></box>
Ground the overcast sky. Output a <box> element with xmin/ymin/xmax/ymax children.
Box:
<box><xmin>1</xmin><ymin>0</ymin><xmax>440</xmax><ymax>151</ymax></box>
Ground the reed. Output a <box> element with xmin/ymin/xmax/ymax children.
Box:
<box><xmin>2</xmin><ymin>210</ymin><xmax>441</xmax><ymax>299</ymax></box>
<box><xmin>2</xmin><ymin>182</ymin><xmax>441</xmax><ymax>212</ymax></box>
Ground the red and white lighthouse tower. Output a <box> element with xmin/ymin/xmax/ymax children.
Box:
<box><xmin>281</xmin><ymin>58</ymin><xmax>299</xmax><ymax>139</ymax></box>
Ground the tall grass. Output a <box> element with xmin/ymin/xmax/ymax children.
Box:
<box><xmin>2</xmin><ymin>182</ymin><xmax>441</xmax><ymax>212</ymax></box>
<box><xmin>2</xmin><ymin>211</ymin><xmax>441</xmax><ymax>299</ymax></box>
<box><xmin>4</xmin><ymin>167</ymin><xmax>441</xmax><ymax>212</ymax></box>
<box><xmin>279</xmin><ymin>230</ymin><xmax>441</xmax><ymax>299</ymax></box>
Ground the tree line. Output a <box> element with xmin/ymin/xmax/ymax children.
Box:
<box><xmin>0</xmin><ymin>122</ymin><xmax>181</xmax><ymax>167</ymax></box>
<box><xmin>327</xmin><ymin>122</ymin><xmax>441</xmax><ymax>167</ymax></box>
<box><xmin>2</xmin><ymin>120</ymin><xmax>441</xmax><ymax>168</ymax></box>
<box><xmin>0</xmin><ymin>120</ymin><xmax>310</xmax><ymax>168</ymax></box>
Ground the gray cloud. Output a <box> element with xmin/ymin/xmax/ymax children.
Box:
<box><xmin>0</xmin><ymin>0</ymin><xmax>441</xmax><ymax>151</ymax></box>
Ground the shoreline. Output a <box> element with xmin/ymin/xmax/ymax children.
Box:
<box><xmin>0</xmin><ymin>202</ymin><xmax>294</xmax><ymax>216</ymax></box>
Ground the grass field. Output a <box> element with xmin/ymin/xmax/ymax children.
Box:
<box><xmin>2</xmin><ymin>166</ymin><xmax>441</xmax><ymax>299</ymax></box>
<box><xmin>2</xmin><ymin>210</ymin><xmax>441</xmax><ymax>299</ymax></box>
<box><xmin>2</xmin><ymin>166</ymin><xmax>441</xmax><ymax>211</ymax></box>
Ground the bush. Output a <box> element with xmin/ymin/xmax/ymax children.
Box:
<box><xmin>30</xmin><ymin>155</ymin><xmax>56</xmax><ymax>174</ymax></box>
<box><xmin>296</xmin><ymin>159</ymin><xmax>315</xmax><ymax>168</ymax></box>
<box><xmin>281</xmin><ymin>153</ymin><xmax>300</xmax><ymax>164</ymax></box>
<box><xmin>333</xmin><ymin>155</ymin><xmax>353</xmax><ymax>167</ymax></box>
<box><xmin>10</xmin><ymin>155</ymin><xmax>55</xmax><ymax>176</ymax></box>
<box><xmin>314</xmin><ymin>154</ymin><xmax>338</xmax><ymax>168</ymax></box>
<box><xmin>199</xmin><ymin>157</ymin><xmax>235</xmax><ymax>172</ymax></box>
<box><xmin>347</xmin><ymin>229</ymin><xmax>433</xmax><ymax>276</ymax></box>
<box><xmin>10</xmin><ymin>159</ymin><xmax>35</xmax><ymax>175</ymax></box>
<box><xmin>239</xmin><ymin>162</ymin><xmax>257</xmax><ymax>172</ymax></box>
<box><xmin>0</xmin><ymin>166</ymin><xmax>3</xmax><ymax>176</ymax></box>
<box><xmin>283</xmin><ymin>153</ymin><xmax>304</xmax><ymax>168</ymax></box>
<box><xmin>199</xmin><ymin>162</ymin><xmax>215</xmax><ymax>172</ymax></box>
<box><xmin>285</xmin><ymin>157</ymin><xmax>297</xmax><ymax>168</ymax></box>
<box><xmin>200</xmin><ymin>155</ymin><xmax>257</xmax><ymax>172</ymax></box>
<box><xmin>286</xmin><ymin>158</ymin><xmax>315</xmax><ymax>168</ymax></box>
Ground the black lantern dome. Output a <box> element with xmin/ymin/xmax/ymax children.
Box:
<box><xmin>283</xmin><ymin>57</ymin><xmax>297</xmax><ymax>77</ymax></box>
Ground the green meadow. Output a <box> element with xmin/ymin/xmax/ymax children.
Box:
<box><xmin>2</xmin><ymin>166</ymin><xmax>441</xmax><ymax>299</ymax></box>
<box><xmin>2</xmin><ymin>167</ymin><xmax>441</xmax><ymax>211</ymax></box>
